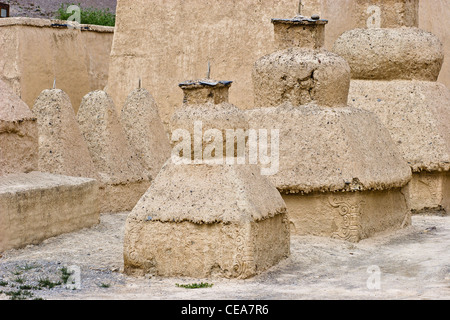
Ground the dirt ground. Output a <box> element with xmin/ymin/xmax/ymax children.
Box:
<box><xmin>0</xmin><ymin>212</ymin><xmax>449</xmax><ymax>300</ymax></box>
<box><xmin>2</xmin><ymin>0</ymin><xmax>117</xmax><ymax>19</ymax></box>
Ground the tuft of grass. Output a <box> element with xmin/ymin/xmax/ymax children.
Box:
<box><xmin>2</xmin><ymin>289</ymin><xmax>34</xmax><ymax>300</ymax></box>
<box><xmin>54</xmin><ymin>3</ymin><xmax>116</xmax><ymax>26</ymax></box>
<box><xmin>19</xmin><ymin>284</ymin><xmax>40</xmax><ymax>291</ymax></box>
<box><xmin>38</xmin><ymin>277</ymin><xmax>62</xmax><ymax>289</ymax></box>
<box><xmin>13</xmin><ymin>276</ymin><xmax>26</xmax><ymax>284</ymax></box>
<box><xmin>175</xmin><ymin>282</ymin><xmax>214</xmax><ymax>289</ymax></box>
<box><xmin>60</xmin><ymin>267</ymin><xmax>73</xmax><ymax>284</ymax></box>
<box><xmin>17</xmin><ymin>263</ymin><xmax>39</xmax><ymax>271</ymax></box>
<box><xmin>0</xmin><ymin>280</ymin><xmax>8</xmax><ymax>287</ymax></box>
<box><xmin>98</xmin><ymin>283</ymin><xmax>111</xmax><ymax>288</ymax></box>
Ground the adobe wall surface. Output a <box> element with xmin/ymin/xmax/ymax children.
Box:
<box><xmin>108</xmin><ymin>0</ymin><xmax>449</xmax><ymax>123</ymax></box>
<box><xmin>0</xmin><ymin>18</ymin><xmax>114</xmax><ymax>113</ymax></box>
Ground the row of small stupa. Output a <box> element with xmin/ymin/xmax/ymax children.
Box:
<box><xmin>1</xmin><ymin>0</ymin><xmax>448</xmax><ymax>279</ymax></box>
<box><xmin>33</xmin><ymin>86</ymin><xmax>171</xmax><ymax>213</ymax></box>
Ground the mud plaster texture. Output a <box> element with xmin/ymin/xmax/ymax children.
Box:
<box><xmin>247</xmin><ymin>104</ymin><xmax>412</xmax><ymax>195</ymax></box>
<box><xmin>0</xmin><ymin>212</ymin><xmax>448</xmax><ymax>300</ymax></box>
<box><xmin>32</xmin><ymin>89</ymin><xmax>99</xmax><ymax>180</ymax></box>
<box><xmin>0</xmin><ymin>82</ymin><xmax>100</xmax><ymax>252</ymax></box>
<box><xmin>120</xmin><ymin>88</ymin><xmax>171</xmax><ymax>181</ymax></box>
<box><xmin>76</xmin><ymin>90</ymin><xmax>150</xmax><ymax>213</ymax></box>
<box><xmin>0</xmin><ymin>79</ymin><xmax>37</xmax><ymax>175</ymax></box>
<box><xmin>0</xmin><ymin>172</ymin><xmax>99</xmax><ymax>252</ymax></box>
<box><xmin>348</xmin><ymin>80</ymin><xmax>450</xmax><ymax>174</ymax></box>
<box><xmin>333</xmin><ymin>28</ymin><xmax>444</xmax><ymax>81</ymax></box>
<box><xmin>253</xmin><ymin>48</ymin><xmax>351</xmax><ymax>108</ymax></box>
<box><xmin>246</xmin><ymin>103</ymin><xmax>412</xmax><ymax>241</ymax></box>
<box><xmin>272</xmin><ymin>20</ymin><xmax>326</xmax><ymax>50</ymax></box>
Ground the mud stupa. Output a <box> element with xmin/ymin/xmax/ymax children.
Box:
<box><xmin>247</xmin><ymin>9</ymin><xmax>412</xmax><ymax>242</ymax></box>
<box><xmin>123</xmin><ymin>79</ymin><xmax>290</xmax><ymax>279</ymax></box>
<box><xmin>333</xmin><ymin>0</ymin><xmax>450</xmax><ymax>214</ymax></box>
<box><xmin>77</xmin><ymin>90</ymin><xmax>150</xmax><ymax>213</ymax></box>
<box><xmin>121</xmin><ymin>87</ymin><xmax>171</xmax><ymax>181</ymax></box>
<box><xmin>32</xmin><ymin>89</ymin><xmax>99</xmax><ymax>180</ymax></box>
<box><xmin>0</xmin><ymin>80</ymin><xmax>99</xmax><ymax>252</ymax></box>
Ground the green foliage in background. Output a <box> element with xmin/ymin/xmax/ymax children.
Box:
<box><xmin>54</xmin><ymin>3</ymin><xmax>115</xmax><ymax>26</ymax></box>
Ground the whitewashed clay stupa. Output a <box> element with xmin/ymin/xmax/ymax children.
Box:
<box><xmin>247</xmin><ymin>11</ymin><xmax>413</xmax><ymax>242</ymax></box>
<box><xmin>76</xmin><ymin>90</ymin><xmax>151</xmax><ymax>213</ymax></box>
<box><xmin>123</xmin><ymin>79</ymin><xmax>290</xmax><ymax>279</ymax></box>
<box><xmin>0</xmin><ymin>80</ymin><xmax>99</xmax><ymax>252</ymax></box>
<box><xmin>333</xmin><ymin>0</ymin><xmax>450</xmax><ymax>214</ymax></box>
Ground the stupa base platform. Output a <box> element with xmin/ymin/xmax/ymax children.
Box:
<box><xmin>282</xmin><ymin>187</ymin><xmax>411</xmax><ymax>243</ymax></box>
<box><xmin>124</xmin><ymin>214</ymin><xmax>290</xmax><ymax>279</ymax></box>
<box><xmin>0</xmin><ymin>172</ymin><xmax>99</xmax><ymax>252</ymax></box>
<box><xmin>123</xmin><ymin>161</ymin><xmax>290</xmax><ymax>279</ymax></box>
<box><xmin>410</xmin><ymin>171</ymin><xmax>449</xmax><ymax>214</ymax></box>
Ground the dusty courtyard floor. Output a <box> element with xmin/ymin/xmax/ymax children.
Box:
<box><xmin>0</xmin><ymin>212</ymin><xmax>449</xmax><ymax>300</ymax></box>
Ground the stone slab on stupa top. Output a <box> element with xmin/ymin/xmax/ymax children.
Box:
<box><xmin>0</xmin><ymin>79</ymin><xmax>38</xmax><ymax>176</ymax></box>
<box><xmin>271</xmin><ymin>15</ymin><xmax>328</xmax><ymax>50</ymax></box>
<box><xmin>33</xmin><ymin>89</ymin><xmax>99</xmax><ymax>180</ymax></box>
<box><xmin>178</xmin><ymin>79</ymin><xmax>233</xmax><ymax>105</ymax></box>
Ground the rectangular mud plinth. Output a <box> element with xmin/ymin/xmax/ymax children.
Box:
<box><xmin>283</xmin><ymin>187</ymin><xmax>411</xmax><ymax>242</ymax></box>
<box><xmin>0</xmin><ymin>172</ymin><xmax>99</xmax><ymax>252</ymax></box>
<box><xmin>124</xmin><ymin>213</ymin><xmax>290</xmax><ymax>279</ymax></box>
